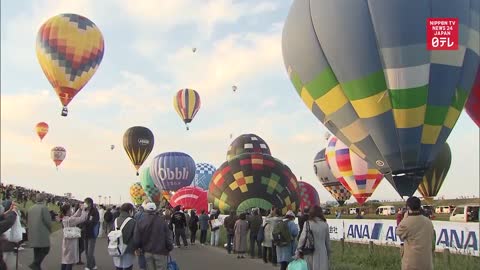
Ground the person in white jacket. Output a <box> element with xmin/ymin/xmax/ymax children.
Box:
<box><xmin>97</xmin><ymin>205</ymin><xmax>105</xmax><ymax>238</ymax></box>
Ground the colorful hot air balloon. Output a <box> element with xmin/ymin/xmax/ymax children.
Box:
<box><xmin>173</xmin><ymin>89</ymin><xmax>201</xmax><ymax>130</ymax></box>
<box><xmin>327</xmin><ymin>136</ymin><xmax>383</xmax><ymax>205</ymax></box>
<box><xmin>282</xmin><ymin>0</ymin><xmax>480</xmax><ymax>197</ymax></box>
<box><xmin>465</xmin><ymin>68</ymin><xmax>480</xmax><ymax>127</ymax></box>
<box><xmin>130</xmin><ymin>182</ymin><xmax>146</xmax><ymax>205</ymax></box>
<box><xmin>208</xmin><ymin>153</ymin><xmax>299</xmax><ymax>215</ymax></box>
<box><xmin>313</xmin><ymin>149</ymin><xmax>351</xmax><ymax>206</ymax></box>
<box><xmin>36</xmin><ymin>14</ymin><xmax>104</xmax><ymax>116</ymax></box>
<box><xmin>162</xmin><ymin>190</ymin><xmax>173</xmax><ymax>201</ymax></box>
<box><xmin>123</xmin><ymin>126</ymin><xmax>154</xmax><ymax>176</ymax></box>
<box><xmin>35</xmin><ymin>122</ymin><xmax>49</xmax><ymax>141</ymax></box>
<box><xmin>418</xmin><ymin>143</ymin><xmax>451</xmax><ymax>203</ymax></box>
<box><xmin>298</xmin><ymin>181</ymin><xmax>320</xmax><ymax>210</ymax></box>
<box><xmin>227</xmin><ymin>134</ymin><xmax>271</xmax><ymax>161</ymax></box>
<box><xmin>150</xmin><ymin>152</ymin><xmax>196</xmax><ymax>191</ymax></box>
<box><xmin>140</xmin><ymin>166</ymin><xmax>162</xmax><ymax>204</ymax></box>
<box><xmin>191</xmin><ymin>163</ymin><xmax>217</xmax><ymax>190</ymax></box>
<box><xmin>51</xmin><ymin>146</ymin><xmax>66</xmax><ymax>169</ymax></box>
<box><xmin>170</xmin><ymin>186</ymin><xmax>208</xmax><ymax>213</ymax></box>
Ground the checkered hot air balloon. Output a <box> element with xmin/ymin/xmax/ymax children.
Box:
<box><xmin>208</xmin><ymin>153</ymin><xmax>299</xmax><ymax>215</ymax></box>
<box><xmin>326</xmin><ymin>136</ymin><xmax>383</xmax><ymax>205</ymax></box>
<box><xmin>282</xmin><ymin>0</ymin><xmax>480</xmax><ymax>197</ymax></box>
<box><xmin>140</xmin><ymin>166</ymin><xmax>162</xmax><ymax>204</ymax></box>
<box><xmin>173</xmin><ymin>89</ymin><xmax>201</xmax><ymax>130</ymax></box>
<box><xmin>130</xmin><ymin>182</ymin><xmax>146</xmax><ymax>205</ymax></box>
<box><xmin>227</xmin><ymin>134</ymin><xmax>271</xmax><ymax>161</ymax></box>
<box><xmin>298</xmin><ymin>181</ymin><xmax>320</xmax><ymax>209</ymax></box>
<box><xmin>170</xmin><ymin>186</ymin><xmax>208</xmax><ymax>213</ymax></box>
<box><xmin>313</xmin><ymin>149</ymin><xmax>351</xmax><ymax>206</ymax></box>
<box><xmin>36</xmin><ymin>14</ymin><xmax>104</xmax><ymax>116</ymax></box>
<box><xmin>191</xmin><ymin>163</ymin><xmax>217</xmax><ymax>190</ymax></box>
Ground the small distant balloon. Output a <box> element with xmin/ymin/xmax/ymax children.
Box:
<box><xmin>35</xmin><ymin>122</ymin><xmax>49</xmax><ymax>141</ymax></box>
<box><xmin>110</xmin><ymin>145</ymin><xmax>115</xmax><ymax>150</ymax></box>
<box><xmin>51</xmin><ymin>146</ymin><xmax>66</xmax><ymax>169</ymax></box>
<box><xmin>232</xmin><ymin>85</ymin><xmax>237</xmax><ymax>92</ymax></box>
<box><xmin>192</xmin><ymin>48</ymin><xmax>197</xmax><ymax>53</ymax></box>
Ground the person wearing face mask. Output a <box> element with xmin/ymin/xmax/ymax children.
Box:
<box><xmin>81</xmin><ymin>197</ymin><xmax>100</xmax><ymax>270</ymax></box>
<box><xmin>60</xmin><ymin>204</ymin><xmax>89</xmax><ymax>270</ymax></box>
<box><xmin>112</xmin><ymin>203</ymin><xmax>136</xmax><ymax>270</ymax></box>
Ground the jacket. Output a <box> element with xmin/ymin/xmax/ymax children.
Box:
<box><xmin>223</xmin><ymin>214</ymin><xmax>237</xmax><ymax>234</ymax></box>
<box><xmin>134</xmin><ymin>212</ymin><xmax>173</xmax><ymax>255</ymax></box>
<box><xmin>248</xmin><ymin>214</ymin><xmax>263</xmax><ymax>234</ymax></box>
<box><xmin>170</xmin><ymin>211</ymin><xmax>187</xmax><ymax>229</ymax></box>
<box><xmin>27</xmin><ymin>202</ymin><xmax>52</xmax><ymax>247</ymax></box>
<box><xmin>82</xmin><ymin>207</ymin><xmax>100</xmax><ymax>239</ymax></box>
<box><xmin>198</xmin><ymin>214</ymin><xmax>209</xmax><ymax>230</ymax></box>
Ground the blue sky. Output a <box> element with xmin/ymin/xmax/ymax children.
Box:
<box><xmin>1</xmin><ymin>0</ymin><xmax>478</xmax><ymax>205</ymax></box>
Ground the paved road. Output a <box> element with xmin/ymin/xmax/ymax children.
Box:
<box><xmin>13</xmin><ymin>231</ymin><xmax>278</xmax><ymax>270</ymax></box>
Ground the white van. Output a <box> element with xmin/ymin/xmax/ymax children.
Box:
<box><xmin>450</xmin><ymin>205</ymin><xmax>480</xmax><ymax>222</ymax></box>
<box><xmin>376</xmin><ymin>206</ymin><xmax>396</xmax><ymax>216</ymax></box>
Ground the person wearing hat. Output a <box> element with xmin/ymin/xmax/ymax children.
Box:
<box><xmin>134</xmin><ymin>203</ymin><xmax>173</xmax><ymax>269</ymax></box>
<box><xmin>276</xmin><ymin>210</ymin><xmax>299</xmax><ymax>270</ymax></box>
<box><xmin>27</xmin><ymin>193</ymin><xmax>52</xmax><ymax>270</ymax></box>
<box><xmin>396</xmin><ymin>196</ymin><xmax>435</xmax><ymax>270</ymax></box>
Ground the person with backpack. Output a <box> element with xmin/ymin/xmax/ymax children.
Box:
<box><xmin>60</xmin><ymin>204</ymin><xmax>88</xmax><ymax>270</ymax></box>
<box><xmin>262</xmin><ymin>208</ymin><xmax>282</xmax><ymax>266</ymax></box>
<box><xmin>188</xmin><ymin>210</ymin><xmax>199</xmax><ymax>244</ymax></box>
<box><xmin>275</xmin><ymin>210</ymin><xmax>299</xmax><ymax>270</ymax></box>
<box><xmin>109</xmin><ymin>203</ymin><xmax>136</xmax><ymax>270</ymax></box>
<box><xmin>133</xmin><ymin>203</ymin><xmax>174</xmax><ymax>270</ymax></box>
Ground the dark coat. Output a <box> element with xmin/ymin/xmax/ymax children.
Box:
<box><xmin>134</xmin><ymin>212</ymin><xmax>173</xmax><ymax>255</ymax></box>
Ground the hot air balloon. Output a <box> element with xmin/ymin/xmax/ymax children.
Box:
<box><xmin>208</xmin><ymin>153</ymin><xmax>299</xmax><ymax>215</ymax></box>
<box><xmin>282</xmin><ymin>0</ymin><xmax>480</xmax><ymax>197</ymax></box>
<box><xmin>123</xmin><ymin>126</ymin><xmax>154</xmax><ymax>176</ymax></box>
<box><xmin>326</xmin><ymin>136</ymin><xmax>383</xmax><ymax>205</ymax></box>
<box><xmin>170</xmin><ymin>186</ymin><xmax>208</xmax><ymax>213</ymax></box>
<box><xmin>191</xmin><ymin>163</ymin><xmax>217</xmax><ymax>190</ymax></box>
<box><xmin>417</xmin><ymin>143</ymin><xmax>451</xmax><ymax>203</ymax></box>
<box><xmin>173</xmin><ymin>89</ymin><xmax>201</xmax><ymax>130</ymax></box>
<box><xmin>313</xmin><ymin>149</ymin><xmax>351</xmax><ymax>206</ymax></box>
<box><xmin>232</xmin><ymin>85</ymin><xmax>237</xmax><ymax>92</ymax></box>
<box><xmin>51</xmin><ymin>146</ymin><xmax>66</xmax><ymax>169</ymax></box>
<box><xmin>465</xmin><ymin>68</ymin><xmax>480</xmax><ymax>127</ymax></box>
<box><xmin>130</xmin><ymin>182</ymin><xmax>146</xmax><ymax>205</ymax></box>
<box><xmin>36</xmin><ymin>14</ymin><xmax>104</xmax><ymax>116</ymax></box>
<box><xmin>192</xmin><ymin>48</ymin><xmax>197</xmax><ymax>53</ymax></box>
<box><xmin>298</xmin><ymin>181</ymin><xmax>320</xmax><ymax>209</ymax></box>
<box><xmin>150</xmin><ymin>152</ymin><xmax>196</xmax><ymax>191</ymax></box>
<box><xmin>110</xmin><ymin>145</ymin><xmax>115</xmax><ymax>150</ymax></box>
<box><xmin>227</xmin><ymin>134</ymin><xmax>271</xmax><ymax>161</ymax></box>
<box><xmin>162</xmin><ymin>190</ymin><xmax>173</xmax><ymax>202</ymax></box>
<box><xmin>140</xmin><ymin>166</ymin><xmax>163</xmax><ymax>204</ymax></box>
<box><xmin>35</xmin><ymin>122</ymin><xmax>49</xmax><ymax>141</ymax></box>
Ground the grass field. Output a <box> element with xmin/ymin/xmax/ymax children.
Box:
<box><xmin>201</xmin><ymin>227</ymin><xmax>480</xmax><ymax>270</ymax></box>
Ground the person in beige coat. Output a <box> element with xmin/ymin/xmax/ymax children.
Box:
<box><xmin>27</xmin><ymin>193</ymin><xmax>52</xmax><ymax>270</ymax></box>
<box><xmin>60</xmin><ymin>204</ymin><xmax>89</xmax><ymax>270</ymax></box>
<box><xmin>396</xmin><ymin>196</ymin><xmax>435</xmax><ymax>270</ymax></box>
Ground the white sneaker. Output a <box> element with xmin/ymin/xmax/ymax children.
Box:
<box><xmin>85</xmin><ymin>268</ymin><xmax>91</xmax><ymax>270</ymax></box>
<box><xmin>93</xmin><ymin>267</ymin><xmax>98</xmax><ymax>270</ymax></box>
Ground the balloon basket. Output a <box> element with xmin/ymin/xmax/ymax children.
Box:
<box><xmin>61</xmin><ymin>107</ymin><xmax>68</xmax><ymax>117</ymax></box>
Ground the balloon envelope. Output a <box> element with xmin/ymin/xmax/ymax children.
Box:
<box><xmin>227</xmin><ymin>134</ymin><xmax>271</xmax><ymax>161</ymax></box>
<box><xmin>326</xmin><ymin>136</ymin><xmax>383</xmax><ymax>205</ymax></box>
<box><xmin>465</xmin><ymin>69</ymin><xmax>480</xmax><ymax>127</ymax></box>
<box><xmin>298</xmin><ymin>181</ymin><xmax>320</xmax><ymax>210</ymax></box>
<box><xmin>313</xmin><ymin>149</ymin><xmax>351</xmax><ymax>205</ymax></box>
<box><xmin>36</xmin><ymin>122</ymin><xmax>49</xmax><ymax>141</ymax></box>
<box><xmin>36</xmin><ymin>14</ymin><xmax>104</xmax><ymax>115</ymax></box>
<box><xmin>130</xmin><ymin>182</ymin><xmax>146</xmax><ymax>205</ymax></box>
<box><xmin>417</xmin><ymin>143</ymin><xmax>451</xmax><ymax>201</ymax></box>
<box><xmin>51</xmin><ymin>146</ymin><xmax>66</xmax><ymax>167</ymax></box>
<box><xmin>140</xmin><ymin>166</ymin><xmax>162</xmax><ymax>204</ymax></box>
<box><xmin>170</xmin><ymin>186</ymin><xmax>208</xmax><ymax>213</ymax></box>
<box><xmin>208</xmin><ymin>153</ymin><xmax>300</xmax><ymax>215</ymax></box>
<box><xmin>123</xmin><ymin>126</ymin><xmax>154</xmax><ymax>175</ymax></box>
<box><xmin>191</xmin><ymin>163</ymin><xmax>217</xmax><ymax>190</ymax></box>
<box><xmin>150</xmin><ymin>152</ymin><xmax>196</xmax><ymax>191</ymax></box>
<box><xmin>173</xmin><ymin>89</ymin><xmax>201</xmax><ymax>128</ymax></box>
<box><xmin>282</xmin><ymin>0</ymin><xmax>480</xmax><ymax>197</ymax></box>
